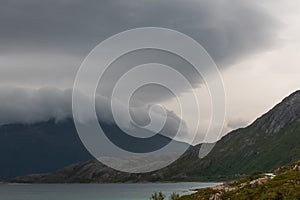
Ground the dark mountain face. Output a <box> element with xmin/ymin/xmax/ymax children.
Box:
<box><xmin>255</xmin><ymin>90</ymin><xmax>300</xmax><ymax>134</ymax></box>
<box><xmin>9</xmin><ymin>90</ymin><xmax>300</xmax><ymax>183</ymax></box>
<box><xmin>0</xmin><ymin>119</ymin><xmax>188</xmax><ymax>180</ymax></box>
<box><xmin>0</xmin><ymin>119</ymin><xmax>93</xmax><ymax>179</ymax></box>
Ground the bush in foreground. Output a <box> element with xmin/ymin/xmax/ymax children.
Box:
<box><xmin>150</xmin><ymin>192</ymin><xmax>180</xmax><ymax>200</ymax></box>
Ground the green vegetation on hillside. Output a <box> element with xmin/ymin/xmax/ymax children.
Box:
<box><xmin>179</xmin><ymin>160</ymin><xmax>300</xmax><ymax>200</ymax></box>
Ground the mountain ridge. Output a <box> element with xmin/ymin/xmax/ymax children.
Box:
<box><xmin>8</xmin><ymin>90</ymin><xmax>300</xmax><ymax>183</ymax></box>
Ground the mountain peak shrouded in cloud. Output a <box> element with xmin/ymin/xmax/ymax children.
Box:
<box><xmin>0</xmin><ymin>86</ymin><xmax>189</xmax><ymax>141</ymax></box>
<box><xmin>0</xmin><ymin>87</ymin><xmax>72</xmax><ymax>125</ymax></box>
<box><xmin>0</xmin><ymin>0</ymin><xmax>285</xmax><ymax>142</ymax></box>
<box><xmin>7</xmin><ymin>90</ymin><xmax>300</xmax><ymax>183</ymax></box>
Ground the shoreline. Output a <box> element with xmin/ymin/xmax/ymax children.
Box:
<box><xmin>1</xmin><ymin>181</ymin><xmax>223</xmax><ymax>185</ymax></box>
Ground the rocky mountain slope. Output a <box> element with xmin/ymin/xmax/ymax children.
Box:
<box><xmin>10</xmin><ymin>90</ymin><xmax>300</xmax><ymax>183</ymax></box>
<box><xmin>186</xmin><ymin>90</ymin><xmax>300</xmax><ymax>179</ymax></box>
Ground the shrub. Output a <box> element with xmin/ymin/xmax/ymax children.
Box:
<box><xmin>150</xmin><ymin>192</ymin><xmax>165</xmax><ymax>200</ymax></box>
<box><xmin>169</xmin><ymin>192</ymin><xmax>180</xmax><ymax>200</ymax></box>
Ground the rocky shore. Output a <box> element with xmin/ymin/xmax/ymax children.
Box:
<box><xmin>179</xmin><ymin>161</ymin><xmax>300</xmax><ymax>200</ymax></box>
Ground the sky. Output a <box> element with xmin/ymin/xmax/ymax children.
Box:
<box><xmin>0</xmin><ymin>0</ymin><xmax>299</xmax><ymax>144</ymax></box>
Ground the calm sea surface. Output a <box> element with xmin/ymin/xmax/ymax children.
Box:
<box><xmin>0</xmin><ymin>182</ymin><xmax>220</xmax><ymax>200</ymax></box>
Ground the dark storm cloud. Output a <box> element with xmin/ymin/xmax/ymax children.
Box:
<box><xmin>0</xmin><ymin>0</ymin><xmax>280</xmax><ymax>127</ymax></box>
<box><xmin>0</xmin><ymin>0</ymin><xmax>279</xmax><ymax>63</ymax></box>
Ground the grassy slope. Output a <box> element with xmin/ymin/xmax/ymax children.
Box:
<box><xmin>163</xmin><ymin>90</ymin><xmax>300</xmax><ymax>181</ymax></box>
<box><xmin>180</xmin><ymin>161</ymin><xmax>300</xmax><ymax>200</ymax></box>
<box><xmin>160</xmin><ymin>121</ymin><xmax>300</xmax><ymax>182</ymax></box>
<box><xmin>197</xmin><ymin>122</ymin><xmax>300</xmax><ymax>178</ymax></box>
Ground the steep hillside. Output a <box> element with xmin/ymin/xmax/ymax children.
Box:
<box><xmin>188</xmin><ymin>90</ymin><xmax>300</xmax><ymax>179</ymax></box>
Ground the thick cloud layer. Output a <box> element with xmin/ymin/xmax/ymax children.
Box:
<box><xmin>0</xmin><ymin>0</ymin><xmax>279</xmax><ymax>89</ymax></box>
<box><xmin>0</xmin><ymin>87</ymin><xmax>189</xmax><ymax>140</ymax></box>
<box><xmin>0</xmin><ymin>87</ymin><xmax>73</xmax><ymax>125</ymax></box>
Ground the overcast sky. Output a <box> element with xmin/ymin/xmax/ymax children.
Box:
<box><xmin>0</xmin><ymin>0</ymin><xmax>299</xmax><ymax>144</ymax></box>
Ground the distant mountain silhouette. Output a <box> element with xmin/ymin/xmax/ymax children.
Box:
<box><xmin>0</xmin><ymin>119</ymin><xmax>188</xmax><ymax>180</ymax></box>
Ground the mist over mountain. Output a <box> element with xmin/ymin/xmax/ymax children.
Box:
<box><xmin>9</xmin><ymin>90</ymin><xmax>300</xmax><ymax>182</ymax></box>
<box><xmin>0</xmin><ymin>87</ymin><xmax>183</xmax><ymax>125</ymax></box>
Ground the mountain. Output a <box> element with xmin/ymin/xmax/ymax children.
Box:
<box><xmin>162</xmin><ymin>90</ymin><xmax>300</xmax><ymax>180</ymax></box>
<box><xmin>0</xmin><ymin>119</ymin><xmax>188</xmax><ymax>180</ymax></box>
<box><xmin>9</xmin><ymin>90</ymin><xmax>300</xmax><ymax>183</ymax></box>
<box><xmin>186</xmin><ymin>90</ymin><xmax>300</xmax><ymax>179</ymax></box>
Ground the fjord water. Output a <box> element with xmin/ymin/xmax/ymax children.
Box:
<box><xmin>0</xmin><ymin>183</ymin><xmax>219</xmax><ymax>200</ymax></box>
